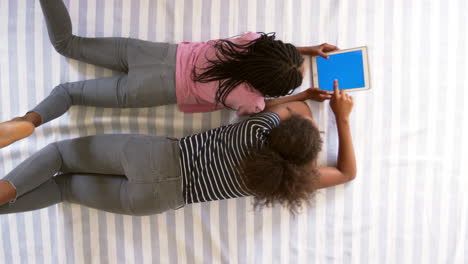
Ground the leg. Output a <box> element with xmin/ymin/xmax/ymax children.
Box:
<box><xmin>0</xmin><ymin>179</ymin><xmax>62</xmax><ymax>214</ymax></box>
<box><xmin>39</xmin><ymin>0</ymin><xmax>129</xmax><ymax>72</ymax></box>
<box><xmin>37</xmin><ymin>0</ymin><xmax>178</xmax><ymax>108</ymax></box>
<box><xmin>58</xmin><ymin>171</ymin><xmax>184</xmax><ymax>216</ymax></box>
<box><xmin>56</xmin><ymin>173</ymin><xmax>130</xmax><ymax>214</ymax></box>
<box><xmin>0</xmin><ymin>135</ymin><xmax>184</xmax><ymax>215</ymax></box>
<box><xmin>0</xmin><ymin>66</ymin><xmax>179</xmax><ymax>148</ymax></box>
<box><xmin>0</xmin><ymin>171</ymin><xmax>181</xmax><ymax>216</ymax></box>
<box><xmin>0</xmin><ymin>173</ymin><xmax>131</xmax><ymax>215</ymax></box>
<box><xmin>31</xmin><ymin>75</ymin><xmax>131</xmax><ymax>125</ymax></box>
<box><xmin>1</xmin><ymin>134</ymin><xmax>130</xmax><ymax>201</ymax></box>
<box><xmin>0</xmin><ymin>75</ymin><xmax>129</xmax><ymax>147</ymax></box>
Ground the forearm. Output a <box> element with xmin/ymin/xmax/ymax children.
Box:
<box><xmin>296</xmin><ymin>46</ymin><xmax>308</xmax><ymax>55</ymax></box>
<box><xmin>336</xmin><ymin>118</ymin><xmax>357</xmax><ymax>180</ymax></box>
<box><xmin>265</xmin><ymin>91</ymin><xmax>308</xmax><ymax>108</ymax></box>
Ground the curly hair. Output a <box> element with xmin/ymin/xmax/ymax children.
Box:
<box><xmin>192</xmin><ymin>32</ymin><xmax>304</xmax><ymax>107</ymax></box>
<box><xmin>240</xmin><ymin>115</ymin><xmax>323</xmax><ymax>214</ymax></box>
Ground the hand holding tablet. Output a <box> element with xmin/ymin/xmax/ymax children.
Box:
<box><xmin>298</xmin><ymin>43</ymin><xmax>339</xmax><ymax>59</ymax></box>
<box><xmin>305</xmin><ymin>88</ymin><xmax>333</xmax><ymax>102</ymax></box>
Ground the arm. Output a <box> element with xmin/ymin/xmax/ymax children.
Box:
<box><xmin>296</xmin><ymin>43</ymin><xmax>339</xmax><ymax>58</ymax></box>
<box><xmin>316</xmin><ymin>80</ymin><xmax>356</xmax><ymax>188</ymax></box>
<box><xmin>265</xmin><ymin>88</ymin><xmax>332</xmax><ymax>108</ymax></box>
<box><xmin>265</xmin><ymin>91</ymin><xmax>309</xmax><ymax>108</ymax></box>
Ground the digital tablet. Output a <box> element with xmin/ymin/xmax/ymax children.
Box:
<box><xmin>311</xmin><ymin>46</ymin><xmax>371</xmax><ymax>92</ymax></box>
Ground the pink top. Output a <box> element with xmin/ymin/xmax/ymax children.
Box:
<box><xmin>175</xmin><ymin>32</ymin><xmax>265</xmax><ymax>116</ymax></box>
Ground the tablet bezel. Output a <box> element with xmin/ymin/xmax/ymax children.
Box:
<box><xmin>311</xmin><ymin>46</ymin><xmax>371</xmax><ymax>92</ymax></box>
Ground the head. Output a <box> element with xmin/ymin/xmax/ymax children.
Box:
<box><xmin>193</xmin><ymin>32</ymin><xmax>305</xmax><ymax>107</ymax></box>
<box><xmin>240</xmin><ymin>115</ymin><xmax>323</xmax><ymax>214</ymax></box>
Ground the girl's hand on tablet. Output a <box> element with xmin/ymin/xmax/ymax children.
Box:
<box><xmin>305</xmin><ymin>88</ymin><xmax>333</xmax><ymax>102</ymax></box>
<box><xmin>330</xmin><ymin>80</ymin><xmax>354</xmax><ymax>121</ymax></box>
<box><xmin>297</xmin><ymin>43</ymin><xmax>339</xmax><ymax>58</ymax></box>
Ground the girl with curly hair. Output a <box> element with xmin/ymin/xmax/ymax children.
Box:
<box><xmin>0</xmin><ymin>80</ymin><xmax>355</xmax><ymax>215</ymax></box>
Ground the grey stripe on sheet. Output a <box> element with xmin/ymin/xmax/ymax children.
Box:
<box><xmin>26</xmin><ymin>0</ymin><xmax>46</xmax><ymax>261</ymax></box>
<box><xmin>1</xmin><ymin>0</ymin><xmax>468</xmax><ymax>263</ymax></box>
<box><xmin>9</xmin><ymin>1</ymin><xmax>31</xmax><ymax>264</ymax></box>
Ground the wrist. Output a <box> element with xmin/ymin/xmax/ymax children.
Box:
<box><xmin>297</xmin><ymin>91</ymin><xmax>309</xmax><ymax>101</ymax></box>
<box><xmin>335</xmin><ymin>116</ymin><xmax>350</xmax><ymax>124</ymax></box>
<box><xmin>296</xmin><ymin>46</ymin><xmax>312</xmax><ymax>56</ymax></box>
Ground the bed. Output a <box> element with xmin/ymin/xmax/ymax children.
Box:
<box><xmin>1</xmin><ymin>0</ymin><xmax>467</xmax><ymax>263</ymax></box>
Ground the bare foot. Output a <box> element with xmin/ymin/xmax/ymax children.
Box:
<box><xmin>0</xmin><ymin>118</ymin><xmax>35</xmax><ymax>148</ymax></box>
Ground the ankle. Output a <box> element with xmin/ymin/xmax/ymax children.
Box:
<box><xmin>20</xmin><ymin>112</ymin><xmax>42</xmax><ymax>127</ymax></box>
<box><xmin>0</xmin><ymin>180</ymin><xmax>17</xmax><ymax>205</ymax></box>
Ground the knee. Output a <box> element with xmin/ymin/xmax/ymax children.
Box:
<box><xmin>50</xmin><ymin>84</ymin><xmax>65</xmax><ymax>95</ymax></box>
<box><xmin>50</xmin><ymin>83</ymin><xmax>72</xmax><ymax>102</ymax></box>
<box><xmin>52</xmin><ymin>34</ymin><xmax>76</xmax><ymax>57</ymax></box>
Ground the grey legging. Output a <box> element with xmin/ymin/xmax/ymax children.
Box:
<box><xmin>0</xmin><ymin>134</ymin><xmax>184</xmax><ymax>216</ymax></box>
<box><xmin>32</xmin><ymin>0</ymin><xmax>177</xmax><ymax>125</ymax></box>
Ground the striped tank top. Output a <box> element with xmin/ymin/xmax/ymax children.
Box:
<box><xmin>178</xmin><ymin>112</ymin><xmax>281</xmax><ymax>204</ymax></box>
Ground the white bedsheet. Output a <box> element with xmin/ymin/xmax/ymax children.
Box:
<box><xmin>1</xmin><ymin>0</ymin><xmax>467</xmax><ymax>263</ymax></box>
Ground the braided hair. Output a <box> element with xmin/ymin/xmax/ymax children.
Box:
<box><xmin>192</xmin><ymin>32</ymin><xmax>304</xmax><ymax>107</ymax></box>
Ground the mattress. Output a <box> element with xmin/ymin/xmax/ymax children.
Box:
<box><xmin>0</xmin><ymin>0</ymin><xmax>467</xmax><ymax>263</ymax></box>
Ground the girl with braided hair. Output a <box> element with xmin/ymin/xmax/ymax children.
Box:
<box><xmin>0</xmin><ymin>0</ymin><xmax>337</xmax><ymax>148</ymax></box>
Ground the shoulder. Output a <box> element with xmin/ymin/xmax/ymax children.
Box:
<box><xmin>239</xmin><ymin>32</ymin><xmax>262</xmax><ymax>40</ymax></box>
<box><xmin>240</xmin><ymin>112</ymin><xmax>281</xmax><ymax>131</ymax></box>
<box><xmin>265</xmin><ymin>101</ymin><xmax>312</xmax><ymax>121</ymax></box>
<box><xmin>229</xmin><ymin>84</ymin><xmax>265</xmax><ymax>116</ymax></box>
<box><xmin>226</xmin><ymin>32</ymin><xmax>262</xmax><ymax>45</ymax></box>
<box><xmin>227</xmin><ymin>112</ymin><xmax>280</xmax><ymax>144</ymax></box>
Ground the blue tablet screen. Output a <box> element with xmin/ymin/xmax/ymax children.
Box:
<box><xmin>316</xmin><ymin>50</ymin><xmax>365</xmax><ymax>91</ymax></box>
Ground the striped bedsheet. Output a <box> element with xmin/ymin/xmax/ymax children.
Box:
<box><xmin>0</xmin><ymin>0</ymin><xmax>467</xmax><ymax>263</ymax></box>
